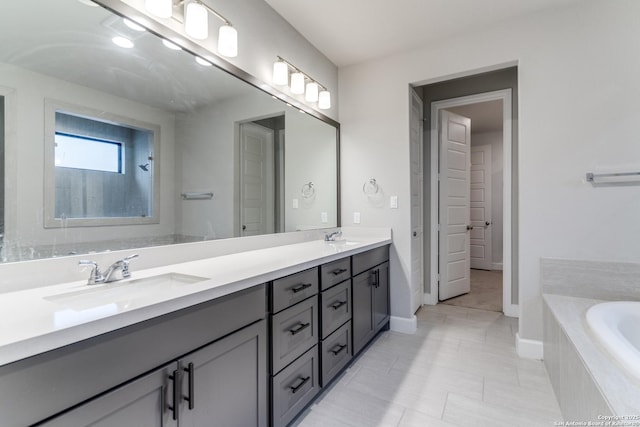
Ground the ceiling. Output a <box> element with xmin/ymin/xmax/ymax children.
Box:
<box><xmin>448</xmin><ymin>100</ymin><xmax>503</xmax><ymax>134</ymax></box>
<box><xmin>265</xmin><ymin>0</ymin><xmax>589</xmax><ymax>67</ymax></box>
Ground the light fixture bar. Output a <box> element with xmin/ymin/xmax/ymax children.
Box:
<box><xmin>190</xmin><ymin>0</ymin><xmax>232</xmax><ymax>26</ymax></box>
<box><xmin>276</xmin><ymin>56</ymin><xmax>327</xmax><ymax>92</ymax></box>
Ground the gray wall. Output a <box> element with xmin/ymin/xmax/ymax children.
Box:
<box><xmin>418</xmin><ymin>66</ymin><xmax>519</xmax><ymax>304</ymax></box>
<box><xmin>0</xmin><ymin>96</ymin><xmax>4</xmax><ymax>236</ymax></box>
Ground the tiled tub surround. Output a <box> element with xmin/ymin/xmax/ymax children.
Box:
<box><xmin>0</xmin><ymin>227</ymin><xmax>391</xmax><ymax>366</ymax></box>
<box><xmin>542</xmin><ymin>258</ymin><xmax>640</xmax><ymax>420</ymax></box>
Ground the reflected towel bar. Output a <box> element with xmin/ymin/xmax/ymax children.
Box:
<box><xmin>181</xmin><ymin>192</ymin><xmax>213</xmax><ymax>200</ymax></box>
<box><xmin>586</xmin><ymin>171</ymin><xmax>640</xmax><ymax>185</ymax></box>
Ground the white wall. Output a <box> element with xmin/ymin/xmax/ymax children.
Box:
<box><xmin>339</xmin><ymin>0</ymin><xmax>640</xmax><ymax>341</ymax></box>
<box><xmin>471</xmin><ymin>131</ymin><xmax>503</xmax><ymax>267</ymax></box>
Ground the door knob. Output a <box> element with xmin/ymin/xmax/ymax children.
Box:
<box><xmin>412</xmin><ymin>231</ymin><xmax>417</xmax><ymax>237</ymax></box>
<box><xmin>485</xmin><ymin>221</ymin><xmax>491</xmax><ymax>227</ymax></box>
<box><xmin>466</xmin><ymin>225</ymin><xmax>473</xmax><ymax>230</ymax></box>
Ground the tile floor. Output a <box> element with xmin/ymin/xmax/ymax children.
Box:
<box><xmin>293</xmin><ymin>304</ymin><xmax>563</xmax><ymax>427</ymax></box>
<box><xmin>441</xmin><ymin>269</ymin><xmax>503</xmax><ymax>312</ymax></box>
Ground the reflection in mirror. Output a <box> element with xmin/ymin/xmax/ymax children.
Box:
<box><xmin>0</xmin><ymin>0</ymin><xmax>338</xmax><ymax>262</ymax></box>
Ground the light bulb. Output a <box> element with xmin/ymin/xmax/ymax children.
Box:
<box><xmin>218</xmin><ymin>24</ymin><xmax>238</xmax><ymax>57</ymax></box>
<box><xmin>305</xmin><ymin>82</ymin><xmax>319</xmax><ymax>102</ymax></box>
<box><xmin>145</xmin><ymin>0</ymin><xmax>172</xmax><ymax>18</ymax></box>
<box><xmin>195</xmin><ymin>56</ymin><xmax>212</xmax><ymax>66</ymax></box>
<box><xmin>273</xmin><ymin>61</ymin><xmax>288</xmax><ymax>86</ymax></box>
<box><xmin>123</xmin><ymin>19</ymin><xmax>145</xmax><ymax>32</ymax></box>
<box><xmin>162</xmin><ymin>39</ymin><xmax>182</xmax><ymax>50</ymax></box>
<box><xmin>318</xmin><ymin>90</ymin><xmax>331</xmax><ymax>109</ymax></box>
<box><xmin>185</xmin><ymin>1</ymin><xmax>209</xmax><ymax>40</ymax></box>
<box><xmin>290</xmin><ymin>72</ymin><xmax>305</xmax><ymax>94</ymax></box>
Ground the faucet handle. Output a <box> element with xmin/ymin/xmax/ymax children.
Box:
<box><xmin>78</xmin><ymin>260</ymin><xmax>102</xmax><ymax>285</ymax></box>
<box><xmin>121</xmin><ymin>254</ymin><xmax>139</xmax><ymax>278</ymax></box>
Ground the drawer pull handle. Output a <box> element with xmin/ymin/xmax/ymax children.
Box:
<box><xmin>290</xmin><ymin>376</ymin><xmax>311</xmax><ymax>394</ymax></box>
<box><xmin>168</xmin><ymin>369</ymin><xmax>180</xmax><ymax>421</ymax></box>
<box><xmin>291</xmin><ymin>283</ymin><xmax>312</xmax><ymax>293</ymax></box>
<box><xmin>331</xmin><ymin>300</ymin><xmax>347</xmax><ymax>310</ymax></box>
<box><xmin>331</xmin><ymin>268</ymin><xmax>348</xmax><ymax>276</ymax></box>
<box><xmin>331</xmin><ymin>343</ymin><xmax>347</xmax><ymax>355</ymax></box>
<box><xmin>289</xmin><ymin>322</ymin><xmax>311</xmax><ymax>335</ymax></box>
<box><xmin>184</xmin><ymin>362</ymin><xmax>195</xmax><ymax>410</ymax></box>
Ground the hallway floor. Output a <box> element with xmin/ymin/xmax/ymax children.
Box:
<box><xmin>441</xmin><ymin>269</ymin><xmax>503</xmax><ymax>312</ymax></box>
<box><xmin>293</xmin><ymin>304</ymin><xmax>562</xmax><ymax>427</ymax></box>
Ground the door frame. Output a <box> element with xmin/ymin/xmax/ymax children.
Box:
<box><xmin>427</xmin><ymin>88</ymin><xmax>518</xmax><ymax>317</ymax></box>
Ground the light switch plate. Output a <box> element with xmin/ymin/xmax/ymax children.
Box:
<box><xmin>321</xmin><ymin>212</ymin><xmax>328</xmax><ymax>223</ymax></box>
<box><xmin>353</xmin><ymin>212</ymin><xmax>361</xmax><ymax>224</ymax></box>
<box><xmin>292</xmin><ymin>198</ymin><xmax>298</xmax><ymax>209</ymax></box>
<box><xmin>390</xmin><ymin>196</ymin><xmax>398</xmax><ymax>209</ymax></box>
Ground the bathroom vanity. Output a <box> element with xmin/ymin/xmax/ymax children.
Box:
<box><xmin>0</xmin><ymin>235</ymin><xmax>390</xmax><ymax>427</ymax></box>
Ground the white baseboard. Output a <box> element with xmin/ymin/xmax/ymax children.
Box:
<box><xmin>492</xmin><ymin>262</ymin><xmax>503</xmax><ymax>270</ymax></box>
<box><xmin>390</xmin><ymin>315</ymin><xmax>417</xmax><ymax>334</ymax></box>
<box><xmin>423</xmin><ymin>292</ymin><xmax>437</xmax><ymax>305</ymax></box>
<box><xmin>516</xmin><ymin>332</ymin><xmax>543</xmax><ymax>360</ymax></box>
<box><xmin>503</xmin><ymin>303</ymin><xmax>519</xmax><ymax>318</ymax></box>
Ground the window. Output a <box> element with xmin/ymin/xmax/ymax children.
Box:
<box><xmin>54</xmin><ymin>133</ymin><xmax>123</xmax><ymax>173</ymax></box>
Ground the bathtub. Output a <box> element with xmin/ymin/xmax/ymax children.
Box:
<box><xmin>586</xmin><ymin>301</ymin><xmax>640</xmax><ymax>379</ymax></box>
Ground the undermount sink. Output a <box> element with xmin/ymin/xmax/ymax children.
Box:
<box><xmin>45</xmin><ymin>273</ymin><xmax>209</xmax><ymax>311</ymax></box>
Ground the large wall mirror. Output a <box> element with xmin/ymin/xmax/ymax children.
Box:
<box><xmin>0</xmin><ymin>0</ymin><xmax>339</xmax><ymax>262</ymax></box>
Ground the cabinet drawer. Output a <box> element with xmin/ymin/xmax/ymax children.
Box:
<box><xmin>271</xmin><ymin>297</ymin><xmax>319</xmax><ymax>374</ymax></box>
<box><xmin>320</xmin><ymin>321</ymin><xmax>352</xmax><ymax>387</ymax></box>
<box><xmin>320</xmin><ymin>279</ymin><xmax>351</xmax><ymax>338</ymax></box>
<box><xmin>352</xmin><ymin>246</ymin><xmax>389</xmax><ymax>276</ymax></box>
<box><xmin>320</xmin><ymin>258</ymin><xmax>351</xmax><ymax>290</ymax></box>
<box><xmin>272</xmin><ymin>346</ymin><xmax>320</xmax><ymax>427</ymax></box>
<box><xmin>272</xmin><ymin>267</ymin><xmax>318</xmax><ymax>313</ymax></box>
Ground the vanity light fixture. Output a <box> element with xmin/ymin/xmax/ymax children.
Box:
<box><xmin>143</xmin><ymin>0</ymin><xmax>238</xmax><ymax>58</ymax></box>
<box><xmin>273</xmin><ymin>56</ymin><xmax>331</xmax><ymax>109</ymax></box>
<box><xmin>183</xmin><ymin>0</ymin><xmax>238</xmax><ymax>57</ymax></box>
<box><xmin>318</xmin><ymin>90</ymin><xmax>331</xmax><ymax>110</ymax></box>
<box><xmin>290</xmin><ymin>72</ymin><xmax>305</xmax><ymax>94</ymax></box>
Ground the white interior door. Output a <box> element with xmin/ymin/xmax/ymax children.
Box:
<box><xmin>438</xmin><ymin>110</ymin><xmax>471</xmax><ymax>301</ymax></box>
<box><xmin>239</xmin><ymin>122</ymin><xmax>274</xmax><ymax>236</ymax></box>
<box><xmin>470</xmin><ymin>144</ymin><xmax>493</xmax><ymax>270</ymax></box>
<box><xmin>410</xmin><ymin>90</ymin><xmax>424</xmax><ymax>313</ymax></box>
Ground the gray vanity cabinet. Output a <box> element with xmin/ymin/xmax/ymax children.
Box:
<box><xmin>352</xmin><ymin>247</ymin><xmax>390</xmax><ymax>356</ymax></box>
<box><xmin>41</xmin><ymin>364</ymin><xmax>176</xmax><ymax>427</ymax></box>
<box><xmin>43</xmin><ymin>320</ymin><xmax>267</xmax><ymax>427</ymax></box>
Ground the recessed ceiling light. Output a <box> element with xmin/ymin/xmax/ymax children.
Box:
<box><xmin>162</xmin><ymin>39</ymin><xmax>182</xmax><ymax>50</ymax></box>
<box><xmin>123</xmin><ymin>19</ymin><xmax>146</xmax><ymax>32</ymax></box>
<box><xmin>195</xmin><ymin>56</ymin><xmax>212</xmax><ymax>67</ymax></box>
<box><xmin>112</xmin><ymin>36</ymin><xmax>134</xmax><ymax>49</ymax></box>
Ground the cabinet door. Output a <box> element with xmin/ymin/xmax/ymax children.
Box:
<box><xmin>373</xmin><ymin>262</ymin><xmax>390</xmax><ymax>333</ymax></box>
<box><xmin>352</xmin><ymin>269</ymin><xmax>374</xmax><ymax>356</ymax></box>
<box><xmin>179</xmin><ymin>320</ymin><xmax>267</xmax><ymax>427</ymax></box>
<box><xmin>41</xmin><ymin>364</ymin><xmax>178</xmax><ymax>427</ymax></box>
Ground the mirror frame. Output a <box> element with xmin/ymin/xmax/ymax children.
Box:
<box><xmin>94</xmin><ymin>0</ymin><xmax>341</xmax><ymax>228</ymax></box>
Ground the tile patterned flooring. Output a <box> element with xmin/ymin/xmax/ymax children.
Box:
<box><xmin>294</xmin><ymin>304</ymin><xmax>562</xmax><ymax>427</ymax></box>
<box><xmin>441</xmin><ymin>269</ymin><xmax>503</xmax><ymax>312</ymax></box>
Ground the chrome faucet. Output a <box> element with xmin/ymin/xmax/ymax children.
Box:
<box><xmin>324</xmin><ymin>230</ymin><xmax>342</xmax><ymax>242</ymax></box>
<box><xmin>78</xmin><ymin>254</ymin><xmax>139</xmax><ymax>285</ymax></box>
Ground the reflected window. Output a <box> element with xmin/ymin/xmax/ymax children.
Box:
<box><xmin>44</xmin><ymin>101</ymin><xmax>159</xmax><ymax>227</ymax></box>
<box><xmin>54</xmin><ymin>133</ymin><xmax>123</xmax><ymax>173</ymax></box>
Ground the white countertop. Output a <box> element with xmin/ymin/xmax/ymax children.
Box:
<box><xmin>0</xmin><ymin>235</ymin><xmax>390</xmax><ymax>366</ymax></box>
<box><xmin>543</xmin><ymin>294</ymin><xmax>640</xmax><ymax>415</ymax></box>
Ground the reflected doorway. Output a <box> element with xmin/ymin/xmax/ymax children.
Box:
<box><xmin>238</xmin><ymin>115</ymin><xmax>285</xmax><ymax>236</ymax></box>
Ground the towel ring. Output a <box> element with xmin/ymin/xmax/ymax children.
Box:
<box><xmin>363</xmin><ymin>178</ymin><xmax>379</xmax><ymax>195</ymax></box>
<box><xmin>301</xmin><ymin>182</ymin><xmax>315</xmax><ymax>198</ymax></box>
